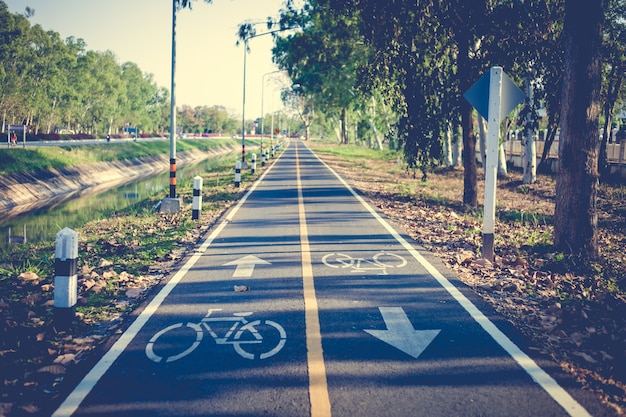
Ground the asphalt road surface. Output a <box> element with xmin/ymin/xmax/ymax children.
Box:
<box><xmin>51</xmin><ymin>141</ymin><xmax>611</xmax><ymax>417</ymax></box>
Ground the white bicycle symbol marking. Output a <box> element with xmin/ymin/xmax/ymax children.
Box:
<box><xmin>322</xmin><ymin>251</ymin><xmax>407</xmax><ymax>275</ymax></box>
<box><xmin>145</xmin><ymin>309</ymin><xmax>287</xmax><ymax>363</ymax></box>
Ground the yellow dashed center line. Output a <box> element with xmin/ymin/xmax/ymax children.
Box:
<box><xmin>296</xmin><ymin>143</ymin><xmax>332</xmax><ymax>417</ymax></box>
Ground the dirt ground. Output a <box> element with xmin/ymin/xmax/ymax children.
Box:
<box><xmin>308</xmin><ymin>141</ymin><xmax>626</xmax><ymax>415</ymax></box>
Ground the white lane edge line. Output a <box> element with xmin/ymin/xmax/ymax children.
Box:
<box><xmin>52</xmin><ymin>151</ymin><xmax>285</xmax><ymax>417</ymax></box>
<box><xmin>305</xmin><ymin>145</ymin><xmax>592</xmax><ymax>417</ymax></box>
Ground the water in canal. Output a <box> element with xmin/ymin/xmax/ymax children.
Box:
<box><xmin>0</xmin><ymin>157</ymin><xmax>226</xmax><ymax>250</ymax></box>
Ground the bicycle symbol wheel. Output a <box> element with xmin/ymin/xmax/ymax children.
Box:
<box><xmin>322</xmin><ymin>251</ymin><xmax>407</xmax><ymax>272</ymax></box>
<box><xmin>145</xmin><ymin>322</ymin><xmax>203</xmax><ymax>363</ymax></box>
<box><xmin>372</xmin><ymin>251</ymin><xmax>407</xmax><ymax>268</ymax></box>
<box><xmin>233</xmin><ymin>319</ymin><xmax>287</xmax><ymax>360</ymax></box>
<box><xmin>322</xmin><ymin>253</ymin><xmax>355</xmax><ymax>269</ymax></box>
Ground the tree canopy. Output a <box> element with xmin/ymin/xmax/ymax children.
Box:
<box><xmin>272</xmin><ymin>0</ymin><xmax>625</xmax><ymax>260</ymax></box>
<box><xmin>0</xmin><ymin>1</ymin><xmax>169</xmax><ymax>135</ymax></box>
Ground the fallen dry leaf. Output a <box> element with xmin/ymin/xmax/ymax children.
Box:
<box><xmin>18</xmin><ymin>272</ymin><xmax>39</xmax><ymax>282</ymax></box>
<box><xmin>574</xmin><ymin>351</ymin><xmax>598</xmax><ymax>364</ymax></box>
<box><xmin>37</xmin><ymin>364</ymin><xmax>66</xmax><ymax>375</ymax></box>
<box><xmin>0</xmin><ymin>403</ymin><xmax>13</xmax><ymax>417</ymax></box>
<box><xmin>53</xmin><ymin>354</ymin><xmax>76</xmax><ymax>366</ymax></box>
<box><xmin>102</xmin><ymin>270</ymin><xmax>117</xmax><ymax>279</ymax></box>
<box><xmin>125</xmin><ymin>288</ymin><xmax>142</xmax><ymax>298</ymax></box>
<box><xmin>19</xmin><ymin>404</ymin><xmax>38</xmax><ymax>414</ymax></box>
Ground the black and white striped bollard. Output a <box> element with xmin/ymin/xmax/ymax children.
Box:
<box><xmin>262</xmin><ymin>149</ymin><xmax>266</xmax><ymax>167</ymax></box>
<box><xmin>251</xmin><ymin>153</ymin><xmax>257</xmax><ymax>174</ymax></box>
<box><xmin>234</xmin><ymin>160</ymin><xmax>241</xmax><ymax>187</ymax></box>
<box><xmin>192</xmin><ymin>175</ymin><xmax>202</xmax><ymax>220</ymax></box>
<box><xmin>54</xmin><ymin>227</ymin><xmax>78</xmax><ymax>330</ymax></box>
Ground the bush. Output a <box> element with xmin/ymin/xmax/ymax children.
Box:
<box><xmin>70</xmin><ymin>133</ymin><xmax>96</xmax><ymax>140</ymax></box>
<box><xmin>34</xmin><ymin>133</ymin><xmax>61</xmax><ymax>141</ymax></box>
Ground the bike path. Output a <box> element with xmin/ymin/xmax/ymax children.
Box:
<box><xmin>52</xmin><ymin>141</ymin><xmax>609</xmax><ymax>417</ymax></box>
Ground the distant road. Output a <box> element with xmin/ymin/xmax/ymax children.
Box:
<box><xmin>5</xmin><ymin>136</ymin><xmax>168</xmax><ymax>148</ymax></box>
<box><xmin>4</xmin><ymin>135</ymin><xmax>268</xmax><ymax>148</ymax></box>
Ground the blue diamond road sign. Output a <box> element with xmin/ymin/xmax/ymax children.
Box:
<box><xmin>463</xmin><ymin>70</ymin><xmax>525</xmax><ymax>120</ymax></box>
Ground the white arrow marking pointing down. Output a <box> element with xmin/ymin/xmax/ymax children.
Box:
<box><xmin>365</xmin><ymin>307</ymin><xmax>440</xmax><ymax>359</ymax></box>
<box><xmin>223</xmin><ymin>255</ymin><xmax>271</xmax><ymax>278</ymax></box>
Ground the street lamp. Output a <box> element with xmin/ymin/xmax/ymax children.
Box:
<box><xmin>270</xmin><ymin>89</ymin><xmax>284</xmax><ymax>149</ymax></box>
<box><xmin>261</xmin><ymin>70</ymin><xmax>284</xmax><ymax>157</ymax></box>
<box><xmin>170</xmin><ymin>0</ymin><xmax>177</xmax><ymax>198</ymax></box>
<box><xmin>239</xmin><ymin>25</ymin><xmax>297</xmax><ymax>165</ymax></box>
<box><xmin>160</xmin><ymin>0</ymin><xmax>182</xmax><ymax>213</ymax></box>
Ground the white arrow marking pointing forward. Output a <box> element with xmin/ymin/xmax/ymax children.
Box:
<box><xmin>365</xmin><ymin>307</ymin><xmax>440</xmax><ymax>359</ymax></box>
<box><xmin>223</xmin><ymin>255</ymin><xmax>271</xmax><ymax>278</ymax></box>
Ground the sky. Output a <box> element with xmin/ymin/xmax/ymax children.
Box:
<box><xmin>3</xmin><ymin>0</ymin><xmax>294</xmax><ymax>117</ymax></box>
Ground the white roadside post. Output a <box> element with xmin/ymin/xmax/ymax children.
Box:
<box><xmin>192</xmin><ymin>175</ymin><xmax>202</xmax><ymax>220</ymax></box>
<box><xmin>54</xmin><ymin>228</ymin><xmax>78</xmax><ymax>329</ymax></box>
<box><xmin>251</xmin><ymin>153</ymin><xmax>257</xmax><ymax>174</ymax></box>
<box><xmin>262</xmin><ymin>149</ymin><xmax>266</xmax><ymax>167</ymax></box>
<box><xmin>234</xmin><ymin>160</ymin><xmax>241</xmax><ymax>188</ymax></box>
<box><xmin>483</xmin><ymin>67</ymin><xmax>503</xmax><ymax>262</ymax></box>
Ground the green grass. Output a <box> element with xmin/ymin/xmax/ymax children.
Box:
<box><xmin>312</xmin><ymin>142</ymin><xmax>399</xmax><ymax>162</ymax></box>
<box><xmin>498</xmin><ymin>209</ymin><xmax>552</xmax><ymax>226</ymax></box>
<box><xmin>0</xmin><ymin>144</ymin><xmax>274</xmax><ymax>332</ymax></box>
<box><xmin>0</xmin><ymin>139</ymin><xmax>247</xmax><ymax>176</ymax></box>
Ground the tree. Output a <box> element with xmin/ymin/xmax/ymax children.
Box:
<box><xmin>0</xmin><ymin>2</ymin><xmax>32</xmax><ymax>129</ymax></box>
<box><xmin>553</xmin><ymin>0</ymin><xmax>606</xmax><ymax>259</ymax></box>
<box><xmin>599</xmin><ymin>0</ymin><xmax>626</xmax><ymax>180</ymax></box>
<box><xmin>272</xmin><ymin>0</ymin><xmax>371</xmax><ymax>144</ymax></box>
<box><xmin>177</xmin><ymin>0</ymin><xmax>212</xmax><ymax>9</ymax></box>
<box><xmin>284</xmin><ymin>85</ymin><xmax>314</xmax><ymax>141</ymax></box>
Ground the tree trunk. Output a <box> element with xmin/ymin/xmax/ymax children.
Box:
<box><xmin>599</xmin><ymin>113</ymin><xmax>611</xmax><ymax>179</ymax></box>
<box><xmin>522</xmin><ymin>75</ymin><xmax>537</xmax><ymax>183</ymax></box>
<box><xmin>452</xmin><ymin>121</ymin><xmax>462</xmax><ymax>167</ymax></box>
<box><xmin>332</xmin><ymin>117</ymin><xmax>342</xmax><ymax>143</ymax></box>
<box><xmin>538</xmin><ymin>125</ymin><xmax>558</xmax><ymax>172</ymax></box>
<box><xmin>498</xmin><ymin>141</ymin><xmax>508</xmax><ymax>176</ymax></box>
<box><xmin>478</xmin><ymin>115</ymin><xmax>487</xmax><ymax>168</ymax></box>
<box><xmin>341</xmin><ymin>107</ymin><xmax>348</xmax><ymax>144</ymax></box>
<box><xmin>458</xmin><ymin>32</ymin><xmax>478</xmax><ymax>207</ymax></box>
<box><xmin>599</xmin><ymin>65</ymin><xmax>624</xmax><ymax>181</ymax></box>
<box><xmin>370</xmin><ymin>97</ymin><xmax>383</xmax><ymax>150</ymax></box>
<box><xmin>554</xmin><ymin>0</ymin><xmax>605</xmax><ymax>259</ymax></box>
<box><xmin>461</xmin><ymin>101</ymin><xmax>478</xmax><ymax>207</ymax></box>
<box><xmin>445</xmin><ymin>122</ymin><xmax>454</xmax><ymax>167</ymax></box>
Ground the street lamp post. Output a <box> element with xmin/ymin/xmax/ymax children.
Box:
<box><xmin>240</xmin><ymin>26</ymin><xmax>294</xmax><ymax>167</ymax></box>
<box><xmin>241</xmin><ymin>38</ymin><xmax>248</xmax><ymax>164</ymax></box>
<box><xmin>169</xmin><ymin>0</ymin><xmax>177</xmax><ymax>198</ymax></box>
<box><xmin>261</xmin><ymin>70</ymin><xmax>284</xmax><ymax>158</ymax></box>
<box><xmin>270</xmin><ymin>89</ymin><xmax>282</xmax><ymax>150</ymax></box>
<box><xmin>160</xmin><ymin>0</ymin><xmax>182</xmax><ymax>213</ymax></box>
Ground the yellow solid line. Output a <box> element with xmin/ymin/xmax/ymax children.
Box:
<box><xmin>296</xmin><ymin>143</ymin><xmax>332</xmax><ymax>417</ymax></box>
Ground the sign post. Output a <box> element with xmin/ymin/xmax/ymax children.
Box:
<box><xmin>482</xmin><ymin>67</ymin><xmax>503</xmax><ymax>261</ymax></box>
<box><xmin>464</xmin><ymin>66</ymin><xmax>525</xmax><ymax>261</ymax></box>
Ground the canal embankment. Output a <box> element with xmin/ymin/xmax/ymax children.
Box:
<box><xmin>0</xmin><ymin>144</ymin><xmax>240</xmax><ymax>219</ymax></box>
